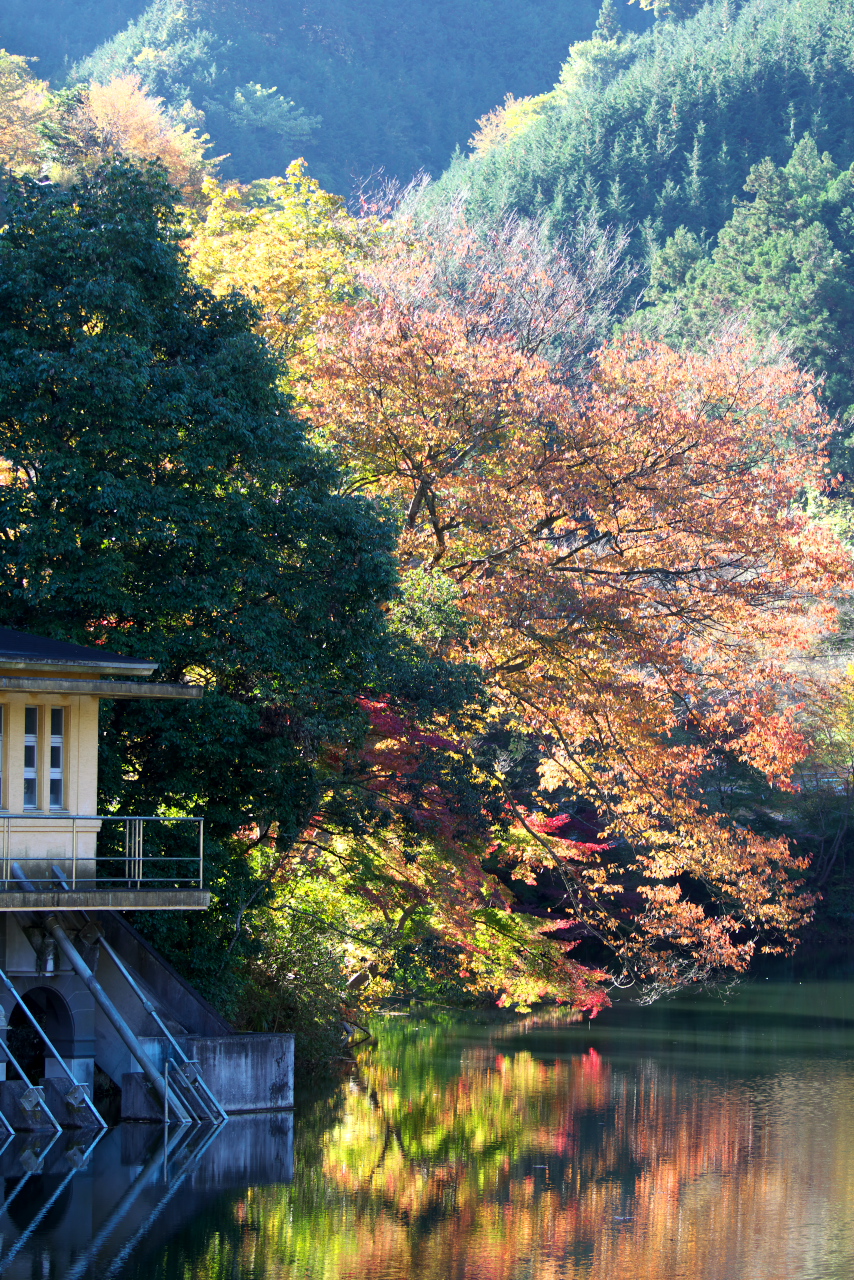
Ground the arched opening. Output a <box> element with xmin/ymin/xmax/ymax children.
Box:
<box><xmin>6</xmin><ymin>987</ymin><xmax>74</xmax><ymax>1083</ymax></box>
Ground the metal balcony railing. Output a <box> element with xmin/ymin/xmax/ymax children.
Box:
<box><xmin>0</xmin><ymin>814</ymin><xmax>204</xmax><ymax>892</ymax></box>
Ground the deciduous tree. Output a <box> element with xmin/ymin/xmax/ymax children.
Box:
<box><xmin>185</xmin><ymin>160</ymin><xmax>364</xmax><ymax>366</ymax></box>
<box><xmin>303</xmin><ymin>216</ymin><xmax>853</xmax><ymax>993</ymax></box>
<box><xmin>46</xmin><ymin>74</ymin><xmax>214</xmax><ymax>198</ymax></box>
<box><xmin>0</xmin><ymin>50</ymin><xmax>49</xmax><ymax>173</ymax></box>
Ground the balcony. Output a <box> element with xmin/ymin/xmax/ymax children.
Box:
<box><xmin>0</xmin><ymin>815</ymin><xmax>209</xmax><ymax>911</ymax></box>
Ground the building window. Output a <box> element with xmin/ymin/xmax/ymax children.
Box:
<box><xmin>23</xmin><ymin>706</ymin><xmax>38</xmax><ymax>809</ymax></box>
<box><xmin>49</xmin><ymin>708</ymin><xmax>64</xmax><ymax>810</ymax></box>
<box><xmin>0</xmin><ymin>705</ymin><xmax>4</xmax><ymax>808</ymax></box>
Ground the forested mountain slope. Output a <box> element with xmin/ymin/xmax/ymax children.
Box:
<box><xmin>634</xmin><ymin>136</ymin><xmax>854</xmax><ymax>423</ymax></box>
<box><xmin>0</xmin><ymin>0</ymin><xmax>144</xmax><ymax>81</ymax></box>
<box><xmin>433</xmin><ymin>0</ymin><xmax>854</xmax><ymax>254</ymax></box>
<box><xmin>0</xmin><ymin>0</ymin><xmax>649</xmax><ymax>192</ymax></box>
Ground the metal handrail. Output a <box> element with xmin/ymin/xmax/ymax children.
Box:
<box><xmin>0</xmin><ymin>814</ymin><xmax>205</xmax><ymax>891</ymax></box>
<box><xmin>0</xmin><ymin>813</ymin><xmax>203</xmax><ymax>821</ymax></box>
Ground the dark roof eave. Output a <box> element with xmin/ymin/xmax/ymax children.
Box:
<box><xmin>0</xmin><ymin>627</ymin><xmax>158</xmax><ymax>676</ymax></box>
<box><xmin>0</xmin><ymin>658</ymin><xmax>157</xmax><ymax>678</ymax></box>
<box><xmin>0</xmin><ymin>677</ymin><xmax>202</xmax><ymax>699</ymax></box>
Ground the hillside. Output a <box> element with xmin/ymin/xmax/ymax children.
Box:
<box><xmin>0</xmin><ymin>0</ymin><xmax>649</xmax><ymax>193</ymax></box>
<box><xmin>0</xmin><ymin>0</ymin><xmax>144</xmax><ymax>81</ymax></box>
<box><xmin>431</xmin><ymin>0</ymin><xmax>854</xmax><ymax>254</ymax></box>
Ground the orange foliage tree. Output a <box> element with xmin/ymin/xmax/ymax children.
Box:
<box><xmin>300</xmin><ymin>212</ymin><xmax>853</xmax><ymax>997</ymax></box>
<box><xmin>48</xmin><ymin>75</ymin><xmax>214</xmax><ymax>198</ymax></box>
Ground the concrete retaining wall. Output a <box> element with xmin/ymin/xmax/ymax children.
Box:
<box><xmin>136</xmin><ymin>1032</ymin><xmax>294</xmax><ymax>1112</ymax></box>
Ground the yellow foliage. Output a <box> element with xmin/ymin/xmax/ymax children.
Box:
<box><xmin>0</xmin><ymin>50</ymin><xmax>49</xmax><ymax>173</ymax></box>
<box><xmin>799</xmin><ymin>664</ymin><xmax>854</xmax><ymax>790</ymax></box>
<box><xmin>553</xmin><ymin>36</ymin><xmax>637</xmax><ymax>100</ymax></box>
<box><xmin>185</xmin><ymin>159</ymin><xmax>370</xmax><ymax>379</ymax></box>
<box><xmin>469</xmin><ymin>92</ymin><xmax>552</xmax><ymax>155</ymax></box>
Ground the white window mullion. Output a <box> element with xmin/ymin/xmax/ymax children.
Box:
<box><xmin>23</xmin><ymin>706</ymin><xmax>38</xmax><ymax>810</ymax></box>
<box><xmin>50</xmin><ymin>708</ymin><xmax>64</xmax><ymax>810</ymax></box>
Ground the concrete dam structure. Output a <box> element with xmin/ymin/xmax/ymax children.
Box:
<box><xmin>0</xmin><ymin>626</ymin><xmax>294</xmax><ymax>1131</ymax></box>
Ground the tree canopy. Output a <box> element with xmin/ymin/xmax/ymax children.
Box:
<box><xmin>431</xmin><ymin>0</ymin><xmax>854</xmax><ymax>257</ymax></box>
<box><xmin>300</xmin><ymin>209</ymin><xmax>852</xmax><ymax>994</ymax></box>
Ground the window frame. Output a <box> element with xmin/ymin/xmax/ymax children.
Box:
<box><xmin>49</xmin><ymin>706</ymin><xmax>65</xmax><ymax>811</ymax></box>
<box><xmin>23</xmin><ymin>704</ymin><xmax>38</xmax><ymax>810</ymax></box>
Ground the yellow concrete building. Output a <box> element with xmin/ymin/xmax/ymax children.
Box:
<box><xmin>0</xmin><ymin>627</ymin><xmax>207</xmax><ymax>910</ymax></box>
<box><xmin>0</xmin><ymin>629</ymin><xmax>292</xmax><ymax>1131</ymax></box>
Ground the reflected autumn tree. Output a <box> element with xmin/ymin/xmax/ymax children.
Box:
<box><xmin>163</xmin><ymin>1013</ymin><xmax>854</xmax><ymax>1280</ymax></box>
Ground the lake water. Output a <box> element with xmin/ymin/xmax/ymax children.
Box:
<box><xmin>2</xmin><ymin>980</ymin><xmax>854</xmax><ymax>1279</ymax></box>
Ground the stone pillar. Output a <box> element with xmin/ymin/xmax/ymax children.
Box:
<box><xmin>44</xmin><ymin>1056</ymin><xmax>94</xmax><ymax>1091</ymax></box>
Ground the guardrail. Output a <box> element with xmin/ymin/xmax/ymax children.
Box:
<box><xmin>0</xmin><ymin>815</ymin><xmax>204</xmax><ymax>891</ymax></box>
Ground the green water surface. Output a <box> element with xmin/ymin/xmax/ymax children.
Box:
<box><xmin>119</xmin><ymin>980</ymin><xmax>854</xmax><ymax>1279</ymax></box>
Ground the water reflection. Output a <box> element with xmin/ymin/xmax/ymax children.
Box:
<box><xmin>0</xmin><ymin>1115</ymin><xmax>293</xmax><ymax>1279</ymax></box>
<box><xmin>299</xmin><ymin>990</ymin><xmax>854</xmax><ymax>1280</ymax></box>
<box><xmin>3</xmin><ymin>982</ymin><xmax>854</xmax><ymax>1278</ymax></box>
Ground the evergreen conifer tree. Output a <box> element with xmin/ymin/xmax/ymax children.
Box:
<box><xmin>594</xmin><ymin>0</ymin><xmax>623</xmax><ymax>40</ymax></box>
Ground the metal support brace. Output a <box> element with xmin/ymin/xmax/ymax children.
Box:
<box><xmin>0</xmin><ymin>1030</ymin><xmax>61</xmax><ymax>1134</ymax></box>
<box><xmin>47</xmin><ymin>873</ymin><xmax>223</xmax><ymax>1125</ymax></box>
<box><xmin>43</xmin><ymin>914</ymin><xmax>192</xmax><ymax>1124</ymax></box>
<box><xmin>0</xmin><ymin>1164</ymin><xmax>81</xmax><ymax>1269</ymax></box>
<box><xmin>96</xmin><ymin>930</ymin><xmax>227</xmax><ymax>1124</ymax></box>
<box><xmin>100</xmin><ymin>1124</ymin><xmax>223</xmax><ymax>1280</ymax></box>
<box><xmin>0</xmin><ymin>965</ymin><xmax>105</xmax><ymax>1131</ymax></box>
<box><xmin>0</xmin><ymin>1133</ymin><xmax>60</xmax><ymax>1220</ymax></box>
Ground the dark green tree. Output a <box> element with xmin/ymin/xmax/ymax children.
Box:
<box><xmin>0</xmin><ymin>161</ymin><xmax>401</xmax><ymax>822</ymax></box>
<box><xmin>643</xmin><ymin>0</ymin><xmax>708</xmax><ymax>19</ymax></box>
<box><xmin>0</xmin><ymin>160</ymin><xmax>492</xmax><ymax>1022</ymax></box>
<box><xmin>0</xmin><ymin>160</ymin><xmax>409</xmax><ymax>1006</ymax></box>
